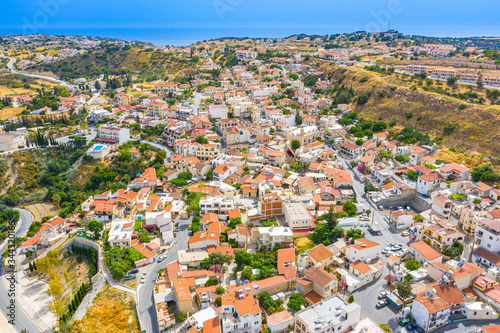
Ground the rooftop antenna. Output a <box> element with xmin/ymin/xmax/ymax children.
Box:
<box><xmin>388</xmin><ymin>21</ymin><xmax>391</xmax><ymax>32</ymax></box>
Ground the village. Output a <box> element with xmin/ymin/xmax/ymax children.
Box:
<box><xmin>1</xmin><ymin>33</ymin><xmax>500</xmax><ymax>333</ymax></box>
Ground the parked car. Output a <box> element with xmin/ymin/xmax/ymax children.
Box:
<box><xmin>390</xmin><ymin>244</ymin><xmax>403</xmax><ymax>251</ymax></box>
<box><xmin>401</xmin><ymin>231</ymin><xmax>410</xmax><ymax>237</ymax></box>
<box><xmin>157</xmin><ymin>255</ymin><xmax>166</xmax><ymax>262</ymax></box>
<box><xmin>384</xmin><ymin>251</ymin><xmax>394</xmax><ymax>257</ymax></box>
<box><xmin>399</xmin><ymin>319</ymin><xmax>409</xmax><ymax>326</ymax></box>
<box><xmin>378</xmin><ymin>291</ymin><xmax>388</xmax><ymax>299</ymax></box>
<box><xmin>413</xmin><ymin>327</ymin><xmax>424</xmax><ymax>333</ymax></box>
<box><xmin>140</xmin><ymin>275</ymin><xmax>146</xmax><ymax>284</ymax></box>
<box><xmin>378</xmin><ymin>205</ymin><xmax>384</xmax><ymax>211</ymax></box>
<box><xmin>360</xmin><ymin>215</ymin><xmax>370</xmax><ymax>221</ymax></box>
<box><xmin>376</xmin><ymin>300</ymin><xmax>388</xmax><ymax>308</ymax></box>
<box><xmin>129</xmin><ymin>268</ymin><xmax>139</xmax><ymax>274</ymax></box>
<box><xmin>406</xmin><ymin>323</ymin><xmax>418</xmax><ymax>331</ymax></box>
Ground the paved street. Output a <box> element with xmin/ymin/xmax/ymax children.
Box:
<box><xmin>0</xmin><ymin>208</ymin><xmax>44</xmax><ymax>333</ymax></box>
<box><xmin>136</xmin><ymin>216</ymin><xmax>192</xmax><ymax>333</ymax></box>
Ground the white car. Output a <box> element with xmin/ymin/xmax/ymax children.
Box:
<box><xmin>401</xmin><ymin>232</ymin><xmax>410</xmax><ymax>237</ymax></box>
<box><xmin>359</xmin><ymin>215</ymin><xmax>370</xmax><ymax>221</ymax></box>
<box><xmin>157</xmin><ymin>255</ymin><xmax>166</xmax><ymax>262</ymax></box>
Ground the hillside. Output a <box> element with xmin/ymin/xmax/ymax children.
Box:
<box><xmin>30</xmin><ymin>46</ymin><xmax>198</xmax><ymax>80</ymax></box>
<box><xmin>320</xmin><ymin>63</ymin><xmax>500</xmax><ymax>157</ymax></box>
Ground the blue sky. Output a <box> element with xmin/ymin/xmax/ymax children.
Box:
<box><xmin>1</xmin><ymin>0</ymin><xmax>499</xmax><ymax>45</ymax></box>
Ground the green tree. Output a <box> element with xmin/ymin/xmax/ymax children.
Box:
<box><xmin>343</xmin><ymin>201</ymin><xmax>357</xmax><ymax>216</ymax></box>
<box><xmin>405</xmin><ymin>260</ymin><xmax>421</xmax><ymax>271</ymax></box>
<box><xmin>396</xmin><ymin>280</ymin><xmax>413</xmax><ymax>301</ymax></box>
<box><xmin>138</xmin><ymin>228</ymin><xmax>152</xmax><ymax>243</ymax></box>
<box><xmin>87</xmin><ymin>220</ymin><xmax>104</xmax><ymax>240</ymax></box>
<box><xmin>310</xmin><ymin>222</ymin><xmax>333</xmax><ymax>245</ymax></box>
<box><xmin>215</xmin><ymin>286</ymin><xmax>226</xmax><ymax>295</ymax></box>
<box><xmin>287</xmin><ymin>293</ymin><xmax>308</xmax><ymax>311</ymax></box>
<box><xmin>235</xmin><ymin>251</ymin><xmax>252</xmax><ymax>268</ymax></box>
<box><xmin>258</xmin><ymin>292</ymin><xmax>277</xmax><ymax>311</ymax></box>
<box><xmin>206</xmin><ymin>277</ymin><xmax>218</xmax><ymax>286</ymax></box>
<box><xmin>331</xmin><ymin>226</ymin><xmax>345</xmax><ymax>239</ymax></box>
<box><xmin>195</xmin><ymin>135</ymin><xmax>209</xmax><ymax>144</ymax></box>
<box><xmin>348</xmin><ymin>295</ymin><xmax>355</xmax><ymax>303</ymax></box>
<box><xmin>291</xmin><ymin>140</ymin><xmax>301</xmax><ymax>150</ymax></box>
<box><xmin>346</xmin><ymin>228</ymin><xmax>365</xmax><ymax>241</ymax></box>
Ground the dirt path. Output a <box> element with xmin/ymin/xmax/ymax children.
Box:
<box><xmin>0</xmin><ymin>159</ymin><xmax>16</xmax><ymax>196</ymax></box>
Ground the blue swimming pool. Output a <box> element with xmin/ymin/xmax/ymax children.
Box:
<box><xmin>93</xmin><ymin>145</ymin><xmax>104</xmax><ymax>151</ymax></box>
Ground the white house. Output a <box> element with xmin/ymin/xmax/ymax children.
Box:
<box><xmin>221</xmin><ymin>291</ymin><xmax>261</xmax><ymax>333</ymax></box>
<box><xmin>409</xmin><ymin>240</ymin><xmax>443</xmax><ymax>264</ymax></box>
<box><xmin>295</xmin><ymin>295</ymin><xmax>361</xmax><ymax>333</ymax></box>
<box><xmin>209</xmin><ymin>105</ymin><xmax>228</xmax><ymax>119</ymax></box>
<box><xmin>412</xmin><ymin>295</ymin><xmax>451</xmax><ymax>332</ymax></box>
<box><xmin>97</xmin><ymin>126</ymin><xmax>130</xmax><ymax>144</ymax></box>
<box><xmin>417</xmin><ymin>173</ymin><xmax>442</xmax><ymax>196</ymax></box>
<box><xmin>342</xmin><ymin>238</ymin><xmax>381</xmax><ymax>263</ymax></box>
<box><xmin>475</xmin><ymin>218</ymin><xmax>500</xmax><ymax>253</ymax></box>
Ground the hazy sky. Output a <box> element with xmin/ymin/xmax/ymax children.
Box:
<box><xmin>1</xmin><ymin>0</ymin><xmax>499</xmax><ymax>44</ymax></box>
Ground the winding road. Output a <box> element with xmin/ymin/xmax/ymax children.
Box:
<box><xmin>0</xmin><ymin>208</ymin><xmax>43</xmax><ymax>333</ymax></box>
<box><xmin>0</xmin><ymin>51</ymin><xmax>76</xmax><ymax>88</ymax></box>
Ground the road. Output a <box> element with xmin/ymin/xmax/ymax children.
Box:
<box><xmin>336</xmin><ymin>154</ymin><xmax>412</xmax><ymax>330</ymax></box>
<box><xmin>0</xmin><ymin>208</ymin><xmax>44</xmax><ymax>333</ymax></box>
<box><xmin>0</xmin><ymin>51</ymin><xmax>76</xmax><ymax>88</ymax></box>
<box><xmin>136</xmin><ymin>217</ymin><xmax>192</xmax><ymax>333</ymax></box>
<box><xmin>192</xmin><ymin>92</ymin><xmax>202</xmax><ymax>116</ymax></box>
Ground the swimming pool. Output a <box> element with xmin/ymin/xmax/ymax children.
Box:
<box><xmin>93</xmin><ymin>145</ymin><xmax>104</xmax><ymax>151</ymax></box>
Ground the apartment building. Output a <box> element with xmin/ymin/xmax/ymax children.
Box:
<box><xmin>406</xmin><ymin>65</ymin><xmax>428</xmax><ymax>75</ymax></box>
<box><xmin>429</xmin><ymin>69</ymin><xmax>457</xmax><ymax>80</ymax></box>
<box><xmin>260</xmin><ymin>192</ymin><xmax>283</xmax><ymax>220</ymax></box>
<box><xmin>458</xmin><ymin>72</ymin><xmax>479</xmax><ymax>84</ymax></box>
<box><xmin>209</xmin><ymin>105</ymin><xmax>229</xmax><ymax>119</ymax></box>
<box><xmin>196</xmin><ymin>144</ymin><xmax>221</xmax><ymax>161</ymax></box>
<box><xmin>154</xmin><ymin>83</ymin><xmax>178</xmax><ymax>93</ymax></box>
<box><xmin>483</xmin><ymin>74</ymin><xmax>500</xmax><ymax>87</ymax></box>
<box><xmin>283</xmin><ymin>202</ymin><xmax>313</xmax><ymax>230</ymax></box>
<box><xmin>251</xmin><ymin>226</ymin><xmax>293</xmax><ymax>251</ymax></box>
<box><xmin>421</xmin><ymin>222</ymin><xmax>464</xmax><ymax>253</ymax></box>
<box><xmin>199</xmin><ymin>196</ymin><xmax>235</xmax><ymax>218</ymax></box>
<box><xmin>236</xmin><ymin>50</ymin><xmax>258</xmax><ymax>60</ymax></box>
<box><xmin>97</xmin><ymin>126</ymin><xmax>130</xmax><ymax>144</ymax></box>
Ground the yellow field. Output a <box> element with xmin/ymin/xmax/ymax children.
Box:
<box><xmin>295</xmin><ymin>237</ymin><xmax>314</xmax><ymax>254</ymax></box>
<box><xmin>0</xmin><ymin>107</ymin><xmax>25</xmax><ymax>119</ymax></box>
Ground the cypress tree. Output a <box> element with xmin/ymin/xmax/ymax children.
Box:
<box><xmin>33</xmin><ymin>261</ymin><xmax>37</xmax><ymax>271</ymax></box>
<box><xmin>28</xmin><ymin>262</ymin><xmax>33</xmax><ymax>272</ymax></box>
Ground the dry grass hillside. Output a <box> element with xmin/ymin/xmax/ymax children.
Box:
<box><xmin>31</xmin><ymin>46</ymin><xmax>198</xmax><ymax>80</ymax></box>
<box><xmin>320</xmin><ymin>63</ymin><xmax>500</xmax><ymax>157</ymax></box>
<box><xmin>70</xmin><ymin>285</ymin><xmax>139</xmax><ymax>333</ymax></box>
